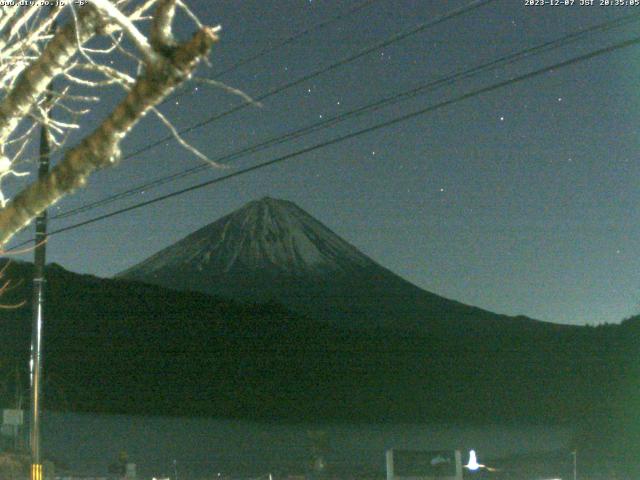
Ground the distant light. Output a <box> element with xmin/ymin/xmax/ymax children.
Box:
<box><xmin>466</xmin><ymin>450</ymin><xmax>480</xmax><ymax>471</ymax></box>
<box><xmin>465</xmin><ymin>450</ymin><xmax>484</xmax><ymax>471</ymax></box>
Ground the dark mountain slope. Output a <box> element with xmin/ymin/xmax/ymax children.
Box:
<box><xmin>0</xmin><ymin>260</ymin><xmax>627</xmax><ymax>425</ymax></box>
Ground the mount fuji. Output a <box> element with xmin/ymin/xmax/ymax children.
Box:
<box><xmin>118</xmin><ymin>197</ymin><xmax>547</xmax><ymax>333</ymax></box>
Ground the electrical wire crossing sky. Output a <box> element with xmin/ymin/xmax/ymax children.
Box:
<box><xmin>7</xmin><ymin>0</ymin><xmax>640</xmax><ymax>326</ymax></box>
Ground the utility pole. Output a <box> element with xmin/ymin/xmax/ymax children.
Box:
<box><xmin>30</xmin><ymin>12</ymin><xmax>57</xmax><ymax>480</ymax></box>
<box><xmin>572</xmin><ymin>449</ymin><xmax>577</xmax><ymax>480</ymax></box>
<box><xmin>30</xmin><ymin>77</ymin><xmax>53</xmax><ymax>480</ymax></box>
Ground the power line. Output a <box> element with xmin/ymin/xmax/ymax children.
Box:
<box><xmin>158</xmin><ymin>0</ymin><xmax>384</xmax><ymax>107</ymax></box>
<box><xmin>10</xmin><ymin>33</ymin><xmax>638</xmax><ymax>249</ymax></box>
<box><xmin>119</xmin><ymin>0</ymin><xmax>497</xmax><ymax>162</ymax></box>
<box><xmin>11</xmin><ymin>0</ymin><xmax>386</xmax><ymax>167</ymax></box>
<box><xmin>213</xmin><ymin>0</ymin><xmax>384</xmax><ymax>79</ymax></box>
<box><xmin>52</xmin><ymin>0</ymin><xmax>499</xmax><ymax>219</ymax></box>
<box><xmin>52</xmin><ymin>10</ymin><xmax>640</xmax><ymax>220</ymax></box>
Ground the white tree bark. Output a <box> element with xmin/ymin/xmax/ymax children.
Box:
<box><xmin>0</xmin><ymin>6</ymin><xmax>102</xmax><ymax>147</ymax></box>
<box><xmin>0</xmin><ymin>0</ymin><xmax>220</xmax><ymax>247</ymax></box>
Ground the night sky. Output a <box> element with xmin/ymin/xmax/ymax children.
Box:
<box><xmin>6</xmin><ymin>0</ymin><xmax>640</xmax><ymax>326</ymax></box>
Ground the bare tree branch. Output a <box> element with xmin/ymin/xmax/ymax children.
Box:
<box><xmin>0</xmin><ymin>22</ymin><xmax>220</xmax><ymax>246</ymax></box>
<box><xmin>90</xmin><ymin>0</ymin><xmax>158</xmax><ymax>64</ymax></box>
<box><xmin>0</xmin><ymin>5</ymin><xmax>102</xmax><ymax>147</ymax></box>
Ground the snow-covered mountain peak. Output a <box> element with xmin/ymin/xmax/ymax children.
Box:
<box><xmin>120</xmin><ymin>197</ymin><xmax>375</xmax><ymax>279</ymax></box>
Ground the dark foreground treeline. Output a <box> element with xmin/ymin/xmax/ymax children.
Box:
<box><xmin>0</xmin><ymin>261</ymin><xmax>638</xmax><ymax>471</ymax></box>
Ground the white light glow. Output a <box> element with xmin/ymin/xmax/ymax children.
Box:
<box><xmin>465</xmin><ymin>450</ymin><xmax>484</xmax><ymax>471</ymax></box>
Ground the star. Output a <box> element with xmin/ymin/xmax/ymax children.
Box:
<box><xmin>499</xmin><ymin>116</ymin><xmax>505</xmax><ymax>121</ymax></box>
<box><xmin>557</xmin><ymin>97</ymin><xmax>563</xmax><ymax>102</ymax></box>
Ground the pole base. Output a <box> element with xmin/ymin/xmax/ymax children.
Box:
<box><xmin>31</xmin><ymin>463</ymin><xmax>42</xmax><ymax>480</ymax></box>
